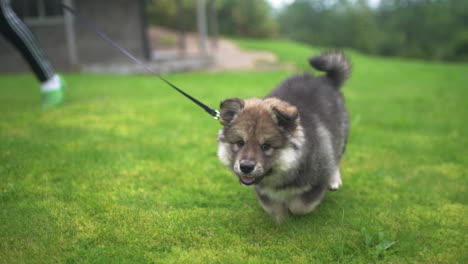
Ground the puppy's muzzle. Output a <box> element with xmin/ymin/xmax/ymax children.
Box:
<box><xmin>239</xmin><ymin>160</ymin><xmax>256</xmax><ymax>174</ymax></box>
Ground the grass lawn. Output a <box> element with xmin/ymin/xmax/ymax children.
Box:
<box><xmin>1</xmin><ymin>39</ymin><xmax>467</xmax><ymax>263</ymax></box>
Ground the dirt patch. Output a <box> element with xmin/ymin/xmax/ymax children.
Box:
<box><xmin>147</xmin><ymin>26</ymin><xmax>292</xmax><ymax>71</ymax></box>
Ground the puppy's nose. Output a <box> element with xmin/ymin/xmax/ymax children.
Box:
<box><xmin>240</xmin><ymin>160</ymin><xmax>256</xmax><ymax>174</ymax></box>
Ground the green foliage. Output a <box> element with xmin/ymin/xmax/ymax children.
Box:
<box><xmin>216</xmin><ymin>0</ymin><xmax>278</xmax><ymax>38</ymax></box>
<box><xmin>376</xmin><ymin>0</ymin><xmax>468</xmax><ymax>61</ymax></box>
<box><xmin>278</xmin><ymin>0</ymin><xmax>382</xmax><ymax>53</ymax></box>
<box><xmin>147</xmin><ymin>0</ymin><xmax>179</xmax><ymax>28</ymax></box>
<box><xmin>278</xmin><ymin>0</ymin><xmax>468</xmax><ymax>61</ymax></box>
<box><xmin>1</xmin><ymin>40</ymin><xmax>467</xmax><ymax>263</ymax></box>
<box><xmin>361</xmin><ymin>227</ymin><xmax>396</xmax><ymax>258</ymax></box>
<box><xmin>147</xmin><ymin>0</ymin><xmax>277</xmax><ymax>38</ymax></box>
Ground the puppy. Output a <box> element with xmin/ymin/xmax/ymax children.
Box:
<box><xmin>217</xmin><ymin>52</ymin><xmax>351</xmax><ymax>221</ymax></box>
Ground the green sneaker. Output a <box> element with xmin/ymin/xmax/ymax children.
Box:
<box><xmin>41</xmin><ymin>75</ymin><xmax>66</xmax><ymax>108</ymax></box>
<box><xmin>59</xmin><ymin>75</ymin><xmax>67</xmax><ymax>90</ymax></box>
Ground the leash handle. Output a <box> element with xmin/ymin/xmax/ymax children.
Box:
<box><xmin>61</xmin><ymin>4</ymin><xmax>220</xmax><ymax>120</ymax></box>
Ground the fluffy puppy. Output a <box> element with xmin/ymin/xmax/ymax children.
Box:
<box><xmin>217</xmin><ymin>52</ymin><xmax>351</xmax><ymax>221</ymax></box>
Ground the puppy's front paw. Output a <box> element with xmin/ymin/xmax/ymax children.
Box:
<box><xmin>256</xmin><ymin>191</ymin><xmax>289</xmax><ymax>223</ymax></box>
<box><xmin>264</xmin><ymin>204</ymin><xmax>289</xmax><ymax>223</ymax></box>
<box><xmin>328</xmin><ymin>170</ymin><xmax>342</xmax><ymax>191</ymax></box>
<box><xmin>329</xmin><ymin>180</ymin><xmax>342</xmax><ymax>191</ymax></box>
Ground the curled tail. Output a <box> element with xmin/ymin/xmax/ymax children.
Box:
<box><xmin>309</xmin><ymin>51</ymin><xmax>351</xmax><ymax>89</ymax></box>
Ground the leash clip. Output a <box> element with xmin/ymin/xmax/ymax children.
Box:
<box><xmin>213</xmin><ymin>110</ymin><xmax>221</xmax><ymax>120</ymax></box>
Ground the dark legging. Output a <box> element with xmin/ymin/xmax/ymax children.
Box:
<box><xmin>0</xmin><ymin>0</ymin><xmax>55</xmax><ymax>82</ymax></box>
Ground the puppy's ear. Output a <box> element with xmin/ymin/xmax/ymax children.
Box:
<box><xmin>272</xmin><ymin>104</ymin><xmax>298</xmax><ymax>131</ymax></box>
<box><xmin>219</xmin><ymin>98</ymin><xmax>245</xmax><ymax>126</ymax></box>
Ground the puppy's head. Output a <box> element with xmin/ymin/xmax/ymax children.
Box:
<box><xmin>217</xmin><ymin>97</ymin><xmax>300</xmax><ymax>186</ymax></box>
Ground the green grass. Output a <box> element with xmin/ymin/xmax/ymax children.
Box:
<box><xmin>1</xmin><ymin>39</ymin><xmax>467</xmax><ymax>263</ymax></box>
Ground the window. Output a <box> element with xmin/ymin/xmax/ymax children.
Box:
<box><xmin>12</xmin><ymin>0</ymin><xmax>64</xmax><ymax>25</ymax></box>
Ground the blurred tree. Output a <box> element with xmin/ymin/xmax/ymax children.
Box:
<box><xmin>278</xmin><ymin>0</ymin><xmax>468</xmax><ymax>61</ymax></box>
<box><xmin>147</xmin><ymin>0</ymin><xmax>277</xmax><ymax>38</ymax></box>
<box><xmin>147</xmin><ymin>0</ymin><xmax>197</xmax><ymax>31</ymax></box>
<box><xmin>376</xmin><ymin>0</ymin><xmax>466</xmax><ymax>60</ymax></box>
<box><xmin>346</xmin><ymin>0</ymin><xmax>381</xmax><ymax>54</ymax></box>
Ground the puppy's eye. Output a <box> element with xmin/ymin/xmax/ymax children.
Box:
<box><xmin>236</xmin><ymin>140</ymin><xmax>245</xmax><ymax>148</ymax></box>
<box><xmin>261</xmin><ymin>143</ymin><xmax>271</xmax><ymax>151</ymax></box>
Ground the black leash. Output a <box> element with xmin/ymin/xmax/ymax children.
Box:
<box><xmin>61</xmin><ymin>4</ymin><xmax>220</xmax><ymax>120</ymax></box>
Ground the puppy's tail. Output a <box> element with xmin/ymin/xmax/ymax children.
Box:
<box><xmin>309</xmin><ymin>51</ymin><xmax>351</xmax><ymax>89</ymax></box>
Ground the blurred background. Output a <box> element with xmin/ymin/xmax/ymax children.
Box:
<box><xmin>0</xmin><ymin>0</ymin><xmax>467</xmax><ymax>74</ymax></box>
<box><xmin>1</xmin><ymin>2</ymin><xmax>466</xmax><ymax>262</ymax></box>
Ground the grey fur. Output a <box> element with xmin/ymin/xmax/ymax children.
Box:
<box><xmin>309</xmin><ymin>51</ymin><xmax>351</xmax><ymax>88</ymax></box>
<box><xmin>261</xmin><ymin>52</ymin><xmax>350</xmax><ymax>219</ymax></box>
<box><xmin>217</xmin><ymin>51</ymin><xmax>351</xmax><ymax>221</ymax></box>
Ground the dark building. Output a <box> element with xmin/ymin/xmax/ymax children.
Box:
<box><xmin>0</xmin><ymin>0</ymin><xmax>150</xmax><ymax>73</ymax></box>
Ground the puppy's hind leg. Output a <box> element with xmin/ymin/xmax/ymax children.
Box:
<box><xmin>328</xmin><ymin>168</ymin><xmax>342</xmax><ymax>191</ymax></box>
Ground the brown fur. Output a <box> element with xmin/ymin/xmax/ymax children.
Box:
<box><xmin>219</xmin><ymin>98</ymin><xmax>301</xmax><ymax>179</ymax></box>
